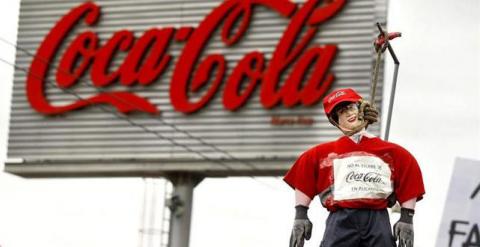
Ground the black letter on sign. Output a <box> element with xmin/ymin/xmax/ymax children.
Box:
<box><xmin>471</xmin><ymin>183</ymin><xmax>480</xmax><ymax>199</ymax></box>
<box><xmin>462</xmin><ymin>224</ymin><xmax>480</xmax><ymax>247</ymax></box>
<box><xmin>450</xmin><ymin>220</ymin><xmax>469</xmax><ymax>247</ymax></box>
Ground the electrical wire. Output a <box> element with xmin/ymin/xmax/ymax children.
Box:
<box><xmin>0</xmin><ymin>37</ymin><xmax>282</xmax><ymax>190</ymax></box>
<box><xmin>0</xmin><ymin>36</ymin><xmax>267</xmax><ymax>172</ymax></box>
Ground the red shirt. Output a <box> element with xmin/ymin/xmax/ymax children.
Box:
<box><xmin>284</xmin><ymin>135</ymin><xmax>425</xmax><ymax>211</ymax></box>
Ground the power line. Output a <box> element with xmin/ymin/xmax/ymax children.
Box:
<box><xmin>0</xmin><ymin>36</ymin><xmax>269</xmax><ymax>173</ymax></box>
<box><xmin>0</xmin><ymin>37</ymin><xmax>281</xmax><ymax>189</ymax></box>
<box><xmin>0</xmin><ymin>55</ymin><xmax>279</xmax><ymax>190</ymax></box>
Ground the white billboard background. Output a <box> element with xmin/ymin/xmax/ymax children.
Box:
<box><xmin>0</xmin><ymin>1</ymin><xmax>479</xmax><ymax>247</ymax></box>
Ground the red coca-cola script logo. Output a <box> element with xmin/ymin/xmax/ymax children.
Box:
<box><xmin>27</xmin><ymin>0</ymin><xmax>345</xmax><ymax>115</ymax></box>
<box><xmin>345</xmin><ymin>171</ymin><xmax>384</xmax><ymax>184</ymax></box>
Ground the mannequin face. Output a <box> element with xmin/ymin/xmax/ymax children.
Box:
<box><xmin>336</xmin><ymin>102</ymin><xmax>363</xmax><ymax>131</ymax></box>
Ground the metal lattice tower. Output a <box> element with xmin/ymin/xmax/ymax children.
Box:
<box><xmin>138</xmin><ymin>178</ymin><xmax>173</xmax><ymax>247</ymax></box>
<box><xmin>160</xmin><ymin>180</ymin><xmax>173</xmax><ymax>247</ymax></box>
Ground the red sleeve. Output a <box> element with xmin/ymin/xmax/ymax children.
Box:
<box><xmin>394</xmin><ymin>147</ymin><xmax>425</xmax><ymax>203</ymax></box>
<box><xmin>283</xmin><ymin>149</ymin><xmax>319</xmax><ymax>199</ymax></box>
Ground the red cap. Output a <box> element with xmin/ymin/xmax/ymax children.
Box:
<box><xmin>323</xmin><ymin>88</ymin><xmax>362</xmax><ymax>115</ymax></box>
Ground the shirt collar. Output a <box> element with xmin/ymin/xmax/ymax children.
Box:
<box><xmin>348</xmin><ymin>129</ymin><xmax>375</xmax><ymax>144</ymax></box>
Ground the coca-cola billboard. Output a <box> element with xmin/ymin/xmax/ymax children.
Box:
<box><xmin>7</xmin><ymin>0</ymin><xmax>385</xmax><ymax>177</ymax></box>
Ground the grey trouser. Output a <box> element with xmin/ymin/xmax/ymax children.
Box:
<box><xmin>320</xmin><ymin>208</ymin><xmax>396</xmax><ymax>247</ymax></box>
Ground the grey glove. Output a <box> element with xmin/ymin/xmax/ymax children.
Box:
<box><xmin>289</xmin><ymin>205</ymin><xmax>312</xmax><ymax>247</ymax></box>
<box><xmin>393</xmin><ymin>208</ymin><xmax>415</xmax><ymax>247</ymax></box>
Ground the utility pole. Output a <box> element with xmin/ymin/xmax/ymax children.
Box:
<box><xmin>166</xmin><ymin>173</ymin><xmax>204</xmax><ymax>247</ymax></box>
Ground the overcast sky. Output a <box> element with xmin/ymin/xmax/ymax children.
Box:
<box><xmin>1</xmin><ymin>1</ymin><xmax>479</xmax><ymax>247</ymax></box>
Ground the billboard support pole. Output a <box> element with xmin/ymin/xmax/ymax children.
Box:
<box><xmin>166</xmin><ymin>173</ymin><xmax>204</xmax><ymax>247</ymax></box>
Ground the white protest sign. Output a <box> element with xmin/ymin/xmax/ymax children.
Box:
<box><xmin>436</xmin><ymin>157</ymin><xmax>480</xmax><ymax>247</ymax></box>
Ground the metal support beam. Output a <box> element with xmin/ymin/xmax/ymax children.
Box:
<box><xmin>166</xmin><ymin>173</ymin><xmax>204</xmax><ymax>247</ymax></box>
